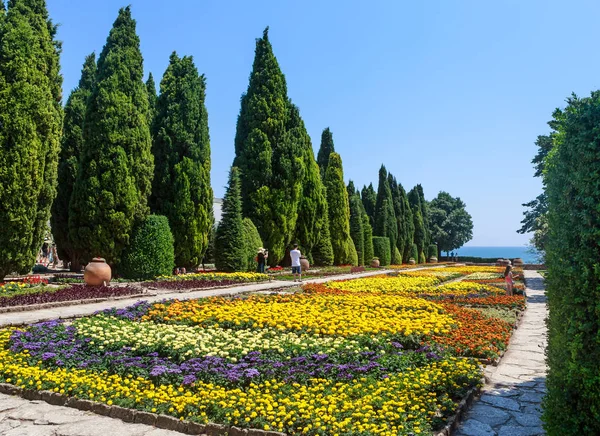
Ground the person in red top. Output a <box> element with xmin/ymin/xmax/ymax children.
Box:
<box><xmin>504</xmin><ymin>263</ymin><xmax>516</xmax><ymax>296</ymax></box>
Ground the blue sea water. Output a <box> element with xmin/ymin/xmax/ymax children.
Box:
<box><xmin>453</xmin><ymin>246</ymin><xmax>541</xmax><ymax>264</ymax></box>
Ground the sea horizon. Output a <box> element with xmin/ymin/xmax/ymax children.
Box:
<box><xmin>453</xmin><ymin>246</ymin><xmax>542</xmax><ymax>264</ymax></box>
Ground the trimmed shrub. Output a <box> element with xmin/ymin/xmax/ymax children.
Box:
<box><xmin>120</xmin><ymin>215</ymin><xmax>175</xmax><ymax>280</ymax></box>
<box><xmin>410</xmin><ymin>243</ymin><xmax>418</xmax><ymax>262</ymax></box>
<box><xmin>428</xmin><ymin>244</ymin><xmax>438</xmax><ymax>260</ymax></box>
<box><xmin>372</xmin><ymin>236</ymin><xmax>391</xmax><ymax>266</ymax></box>
<box><xmin>419</xmin><ymin>251</ymin><xmax>426</xmax><ymax>264</ymax></box>
<box><xmin>243</xmin><ymin>218</ymin><xmax>263</xmax><ymax>272</ymax></box>
<box><xmin>392</xmin><ymin>246</ymin><xmax>402</xmax><ymax>265</ymax></box>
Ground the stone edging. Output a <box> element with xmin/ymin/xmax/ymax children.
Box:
<box><xmin>433</xmin><ymin>376</ymin><xmax>486</xmax><ymax>436</ymax></box>
<box><xmin>0</xmin><ymin>382</ymin><xmax>286</xmax><ymax>436</ymax></box>
<box><xmin>0</xmin><ymin>292</ymin><xmax>153</xmax><ymax>315</ymax></box>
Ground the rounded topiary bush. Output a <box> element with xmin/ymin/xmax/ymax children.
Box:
<box><xmin>242</xmin><ymin>218</ymin><xmax>263</xmax><ymax>272</ymax></box>
<box><xmin>372</xmin><ymin>236</ymin><xmax>391</xmax><ymax>266</ymax></box>
<box><xmin>120</xmin><ymin>215</ymin><xmax>175</xmax><ymax>280</ymax></box>
<box><xmin>392</xmin><ymin>246</ymin><xmax>402</xmax><ymax>265</ymax></box>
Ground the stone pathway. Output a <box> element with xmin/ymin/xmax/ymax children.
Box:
<box><xmin>0</xmin><ymin>393</ymin><xmax>182</xmax><ymax>435</ymax></box>
<box><xmin>0</xmin><ymin>268</ymin><xmax>397</xmax><ymax>327</ymax></box>
<box><xmin>454</xmin><ymin>270</ymin><xmax>547</xmax><ymax>436</ymax></box>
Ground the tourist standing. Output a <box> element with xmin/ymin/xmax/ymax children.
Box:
<box><xmin>504</xmin><ymin>263</ymin><xmax>515</xmax><ymax>296</ymax></box>
<box><xmin>290</xmin><ymin>244</ymin><xmax>302</xmax><ymax>282</ymax></box>
<box><xmin>256</xmin><ymin>248</ymin><xmax>267</xmax><ymax>274</ymax></box>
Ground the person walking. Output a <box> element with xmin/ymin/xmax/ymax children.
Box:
<box><xmin>504</xmin><ymin>263</ymin><xmax>515</xmax><ymax>296</ymax></box>
<box><xmin>290</xmin><ymin>244</ymin><xmax>302</xmax><ymax>282</ymax></box>
<box><xmin>256</xmin><ymin>248</ymin><xmax>267</xmax><ymax>274</ymax></box>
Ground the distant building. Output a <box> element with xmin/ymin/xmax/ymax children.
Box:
<box><xmin>213</xmin><ymin>198</ymin><xmax>223</xmax><ymax>224</ymax></box>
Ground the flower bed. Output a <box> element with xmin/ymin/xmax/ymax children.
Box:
<box><xmin>145</xmin><ymin>272</ymin><xmax>269</xmax><ymax>290</ymax></box>
<box><xmin>0</xmin><ymin>284</ymin><xmax>142</xmax><ymax>308</ymax></box>
<box><xmin>0</xmin><ymin>267</ymin><xmax>531</xmax><ymax>434</ymax></box>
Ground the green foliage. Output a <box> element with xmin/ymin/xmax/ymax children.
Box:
<box><xmin>362</xmin><ymin>214</ymin><xmax>374</xmax><ymax>264</ymax></box>
<box><xmin>408</xmin><ymin>187</ymin><xmax>426</xmax><ymax>260</ymax></box>
<box><xmin>372</xmin><ymin>236</ymin><xmax>391</xmax><ymax>266</ymax></box>
<box><xmin>397</xmin><ymin>183</ymin><xmax>414</xmax><ymax>263</ymax></box>
<box><xmin>289</xmin><ymin>105</ymin><xmax>328</xmax><ymax>261</ymax></box>
<box><xmin>233</xmin><ymin>28</ymin><xmax>301</xmax><ymax>265</ymax></box>
<box><xmin>416</xmin><ymin>184</ymin><xmax>431</xmax><ymax>249</ymax></box>
<box><xmin>348</xmin><ymin>194</ymin><xmax>365</xmax><ymax>266</ymax></box>
<box><xmin>69</xmin><ymin>7</ymin><xmax>153</xmax><ymax>266</ymax></box>
<box><xmin>374</xmin><ymin>166</ymin><xmax>398</xmax><ymax>253</ymax></box>
<box><xmin>51</xmin><ymin>53</ymin><xmax>95</xmax><ymax>270</ymax></box>
<box><xmin>0</xmin><ymin>0</ymin><xmax>63</xmax><ymax>280</ymax></box>
<box><xmin>393</xmin><ymin>246</ymin><xmax>403</xmax><ymax>265</ymax></box>
<box><xmin>150</xmin><ymin>52</ymin><xmax>213</xmax><ymax>268</ymax></box>
<box><xmin>215</xmin><ymin>167</ymin><xmax>246</xmax><ymax>272</ymax></box>
<box><xmin>324</xmin><ymin>153</ymin><xmax>357</xmax><ymax>266</ymax></box>
<box><xmin>317</xmin><ymin>127</ymin><xmax>335</xmax><ymax>179</ymax></box>
<box><xmin>361</xmin><ymin>183</ymin><xmax>377</xmax><ymax>227</ymax></box>
<box><xmin>242</xmin><ymin>218</ymin><xmax>263</xmax><ymax>272</ymax></box>
<box><xmin>410</xmin><ymin>243</ymin><xmax>418</xmax><ymax>262</ymax></box>
<box><xmin>429</xmin><ymin>191</ymin><xmax>473</xmax><ymax>255</ymax></box>
<box><xmin>428</xmin><ymin>244</ymin><xmax>438</xmax><ymax>259</ymax></box>
<box><xmin>120</xmin><ymin>215</ymin><xmax>175</xmax><ymax>280</ymax></box>
<box><xmin>145</xmin><ymin>72</ymin><xmax>157</xmax><ymax>129</ymax></box>
<box><xmin>202</xmin><ymin>225</ymin><xmax>216</xmax><ymax>265</ymax></box>
<box><xmin>419</xmin><ymin>251</ymin><xmax>426</xmax><ymax>264</ymax></box>
<box><xmin>311</xmin><ymin>195</ymin><xmax>334</xmax><ymax>267</ymax></box>
<box><xmin>542</xmin><ymin>93</ymin><xmax>600</xmax><ymax>434</ymax></box>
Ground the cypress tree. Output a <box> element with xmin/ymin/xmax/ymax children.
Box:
<box><xmin>399</xmin><ymin>183</ymin><xmax>414</xmax><ymax>262</ymax></box>
<box><xmin>233</xmin><ymin>27</ymin><xmax>301</xmax><ymax>265</ymax></box>
<box><xmin>388</xmin><ymin>174</ymin><xmax>404</xmax><ymax>260</ymax></box>
<box><xmin>289</xmin><ymin>104</ymin><xmax>328</xmax><ymax>261</ymax></box>
<box><xmin>362</xmin><ymin>213</ymin><xmax>374</xmax><ymax>264</ymax></box>
<box><xmin>150</xmin><ymin>52</ymin><xmax>213</xmax><ymax>268</ymax></box>
<box><xmin>317</xmin><ymin>127</ymin><xmax>335</xmax><ymax>179</ymax></box>
<box><xmin>361</xmin><ymin>183</ymin><xmax>377</xmax><ymax>227</ymax></box>
<box><xmin>0</xmin><ymin>0</ymin><xmax>63</xmax><ymax>279</ymax></box>
<box><xmin>324</xmin><ymin>153</ymin><xmax>357</xmax><ymax>265</ymax></box>
<box><xmin>374</xmin><ymin>166</ymin><xmax>399</xmax><ymax>263</ymax></box>
<box><xmin>311</xmin><ymin>184</ymin><xmax>335</xmax><ymax>266</ymax></box>
<box><xmin>215</xmin><ymin>167</ymin><xmax>246</xmax><ymax>272</ymax></box>
<box><xmin>51</xmin><ymin>53</ymin><xmax>96</xmax><ymax>271</ymax></box>
<box><xmin>146</xmin><ymin>72</ymin><xmax>157</xmax><ymax>129</ymax></box>
<box><xmin>409</xmin><ymin>187</ymin><xmax>426</xmax><ymax>262</ymax></box>
<box><xmin>349</xmin><ymin>193</ymin><xmax>365</xmax><ymax>265</ymax></box>
<box><xmin>69</xmin><ymin>6</ymin><xmax>153</xmax><ymax>267</ymax></box>
<box><xmin>416</xmin><ymin>184</ymin><xmax>431</xmax><ymax>249</ymax></box>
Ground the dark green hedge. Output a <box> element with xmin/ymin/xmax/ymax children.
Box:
<box><xmin>372</xmin><ymin>236</ymin><xmax>391</xmax><ymax>266</ymax></box>
<box><xmin>543</xmin><ymin>92</ymin><xmax>600</xmax><ymax>434</ymax></box>
<box><xmin>410</xmin><ymin>243</ymin><xmax>418</xmax><ymax>262</ymax></box>
<box><xmin>120</xmin><ymin>215</ymin><xmax>175</xmax><ymax>280</ymax></box>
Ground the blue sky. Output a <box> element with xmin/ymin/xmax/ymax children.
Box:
<box><xmin>47</xmin><ymin>0</ymin><xmax>600</xmax><ymax>246</ymax></box>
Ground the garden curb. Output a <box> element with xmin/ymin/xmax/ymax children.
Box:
<box><xmin>0</xmin><ymin>382</ymin><xmax>287</xmax><ymax>436</ymax></box>
<box><xmin>433</xmin><ymin>376</ymin><xmax>486</xmax><ymax>436</ymax></box>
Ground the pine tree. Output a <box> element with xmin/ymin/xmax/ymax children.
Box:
<box><xmin>324</xmin><ymin>153</ymin><xmax>357</xmax><ymax>265</ymax></box>
<box><xmin>289</xmin><ymin>104</ymin><xmax>328</xmax><ymax>261</ymax></box>
<box><xmin>0</xmin><ymin>0</ymin><xmax>63</xmax><ymax>280</ymax></box>
<box><xmin>51</xmin><ymin>53</ymin><xmax>95</xmax><ymax>271</ymax></box>
<box><xmin>69</xmin><ymin>6</ymin><xmax>153</xmax><ymax>267</ymax></box>
<box><xmin>374</xmin><ymin>166</ymin><xmax>399</xmax><ymax>263</ymax></box>
<box><xmin>361</xmin><ymin>183</ymin><xmax>377</xmax><ymax>227</ymax></box>
<box><xmin>317</xmin><ymin>127</ymin><xmax>335</xmax><ymax>179</ymax></box>
<box><xmin>146</xmin><ymin>72</ymin><xmax>157</xmax><ymax>129</ymax></box>
<box><xmin>215</xmin><ymin>167</ymin><xmax>246</xmax><ymax>272</ymax></box>
<box><xmin>233</xmin><ymin>27</ymin><xmax>301</xmax><ymax>265</ymax></box>
<box><xmin>349</xmin><ymin>194</ymin><xmax>365</xmax><ymax>265</ymax></box>
<box><xmin>150</xmin><ymin>52</ymin><xmax>213</xmax><ymax>268</ymax></box>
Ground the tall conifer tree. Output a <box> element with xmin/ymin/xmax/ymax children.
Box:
<box><xmin>416</xmin><ymin>184</ymin><xmax>431</xmax><ymax>249</ymax></box>
<box><xmin>324</xmin><ymin>153</ymin><xmax>357</xmax><ymax>265</ymax></box>
<box><xmin>311</xmin><ymin>184</ymin><xmax>335</xmax><ymax>266</ymax></box>
<box><xmin>69</xmin><ymin>6</ymin><xmax>153</xmax><ymax>266</ymax></box>
<box><xmin>150</xmin><ymin>52</ymin><xmax>213</xmax><ymax>268</ymax></box>
<box><xmin>146</xmin><ymin>72</ymin><xmax>157</xmax><ymax>129</ymax></box>
<box><xmin>317</xmin><ymin>127</ymin><xmax>335</xmax><ymax>179</ymax></box>
<box><xmin>374</xmin><ymin>166</ymin><xmax>399</xmax><ymax>263</ymax></box>
<box><xmin>388</xmin><ymin>174</ymin><xmax>405</xmax><ymax>261</ymax></box>
<box><xmin>233</xmin><ymin>27</ymin><xmax>301</xmax><ymax>265</ymax></box>
<box><xmin>289</xmin><ymin>105</ymin><xmax>328</xmax><ymax>261</ymax></box>
<box><xmin>399</xmin><ymin>183</ymin><xmax>414</xmax><ymax>262</ymax></box>
<box><xmin>51</xmin><ymin>53</ymin><xmax>96</xmax><ymax>270</ymax></box>
<box><xmin>0</xmin><ymin>0</ymin><xmax>62</xmax><ymax>279</ymax></box>
<box><xmin>408</xmin><ymin>187</ymin><xmax>426</xmax><ymax>262</ymax></box>
<box><xmin>215</xmin><ymin>167</ymin><xmax>246</xmax><ymax>272</ymax></box>
<box><xmin>361</xmin><ymin>183</ymin><xmax>377</xmax><ymax>227</ymax></box>
<box><xmin>349</xmin><ymin>193</ymin><xmax>365</xmax><ymax>266</ymax></box>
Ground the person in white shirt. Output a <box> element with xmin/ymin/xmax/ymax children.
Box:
<box><xmin>290</xmin><ymin>244</ymin><xmax>302</xmax><ymax>282</ymax></box>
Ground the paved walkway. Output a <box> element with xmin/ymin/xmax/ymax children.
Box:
<box><xmin>0</xmin><ymin>393</ymin><xmax>181</xmax><ymax>436</ymax></box>
<box><xmin>454</xmin><ymin>270</ymin><xmax>547</xmax><ymax>436</ymax></box>
<box><xmin>0</xmin><ymin>269</ymin><xmax>395</xmax><ymax>327</ymax></box>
